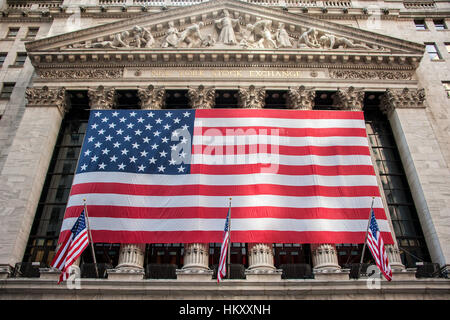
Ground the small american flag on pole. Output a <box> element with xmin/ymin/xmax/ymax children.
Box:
<box><xmin>217</xmin><ymin>205</ymin><xmax>231</xmax><ymax>283</ymax></box>
<box><xmin>367</xmin><ymin>209</ymin><xmax>392</xmax><ymax>281</ymax></box>
<box><xmin>51</xmin><ymin>209</ymin><xmax>89</xmax><ymax>283</ymax></box>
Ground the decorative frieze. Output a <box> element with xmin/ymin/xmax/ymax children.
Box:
<box><xmin>137</xmin><ymin>85</ymin><xmax>166</xmax><ymax>110</ymax></box>
<box><xmin>87</xmin><ymin>86</ymin><xmax>117</xmax><ymax>110</ymax></box>
<box><xmin>25</xmin><ymin>86</ymin><xmax>67</xmax><ymax>115</ymax></box>
<box><xmin>380</xmin><ymin>88</ymin><xmax>426</xmax><ymax>114</ymax></box>
<box><xmin>38</xmin><ymin>69</ymin><xmax>123</xmax><ymax>79</ymax></box>
<box><xmin>187</xmin><ymin>85</ymin><xmax>216</xmax><ymax>109</ymax></box>
<box><xmin>332</xmin><ymin>86</ymin><xmax>365</xmax><ymax>111</ymax></box>
<box><xmin>238</xmin><ymin>85</ymin><xmax>265</xmax><ymax>109</ymax></box>
<box><xmin>330</xmin><ymin>70</ymin><xmax>414</xmax><ymax>81</ymax></box>
<box><xmin>286</xmin><ymin>86</ymin><xmax>316</xmax><ymax>110</ymax></box>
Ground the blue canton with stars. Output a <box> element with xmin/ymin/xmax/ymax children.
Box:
<box><xmin>78</xmin><ymin>109</ymin><xmax>195</xmax><ymax>175</ymax></box>
<box><xmin>369</xmin><ymin>210</ymin><xmax>379</xmax><ymax>241</ymax></box>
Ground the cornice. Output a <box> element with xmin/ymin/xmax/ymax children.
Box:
<box><xmin>24</xmin><ymin>0</ymin><xmax>425</xmax><ymax>55</ymax></box>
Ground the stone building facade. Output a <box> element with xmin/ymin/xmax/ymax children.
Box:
<box><xmin>0</xmin><ymin>0</ymin><xmax>449</xmax><ymax>299</ymax></box>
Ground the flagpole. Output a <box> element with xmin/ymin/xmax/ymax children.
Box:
<box><xmin>359</xmin><ymin>196</ymin><xmax>376</xmax><ymax>278</ymax></box>
<box><xmin>227</xmin><ymin>197</ymin><xmax>232</xmax><ymax>280</ymax></box>
<box><xmin>83</xmin><ymin>198</ymin><xmax>99</xmax><ymax>278</ymax></box>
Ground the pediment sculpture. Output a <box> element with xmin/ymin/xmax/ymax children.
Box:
<box><xmin>66</xmin><ymin>9</ymin><xmax>386</xmax><ymax>51</ymax></box>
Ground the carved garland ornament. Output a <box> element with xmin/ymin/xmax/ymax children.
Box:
<box><xmin>38</xmin><ymin>69</ymin><xmax>123</xmax><ymax>79</ymax></box>
<box><xmin>330</xmin><ymin>70</ymin><xmax>414</xmax><ymax>80</ymax></box>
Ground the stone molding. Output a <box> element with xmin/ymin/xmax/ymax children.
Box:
<box><xmin>238</xmin><ymin>85</ymin><xmax>265</xmax><ymax>109</ymax></box>
<box><xmin>25</xmin><ymin>86</ymin><xmax>67</xmax><ymax>115</ymax></box>
<box><xmin>286</xmin><ymin>85</ymin><xmax>315</xmax><ymax>110</ymax></box>
<box><xmin>332</xmin><ymin>86</ymin><xmax>365</xmax><ymax>111</ymax></box>
<box><xmin>137</xmin><ymin>85</ymin><xmax>166</xmax><ymax>109</ymax></box>
<box><xmin>380</xmin><ymin>88</ymin><xmax>426</xmax><ymax>114</ymax></box>
<box><xmin>187</xmin><ymin>85</ymin><xmax>216</xmax><ymax>109</ymax></box>
<box><xmin>87</xmin><ymin>85</ymin><xmax>117</xmax><ymax>110</ymax></box>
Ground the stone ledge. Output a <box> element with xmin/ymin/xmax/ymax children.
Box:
<box><xmin>245</xmin><ymin>269</ymin><xmax>283</xmax><ymax>282</ymax></box>
<box><xmin>175</xmin><ymin>268</ymin><xmax>214</xmax><ymax>281</ymax></box>
<box><xmin>313</xmin><ymin>269</ymin><xmax>350</xmax><ymax>281</ymax></box>
<box><xmin>106</xmin><ymin>268</ymin><xmax>145</xmax><ymax>281</ymax></box>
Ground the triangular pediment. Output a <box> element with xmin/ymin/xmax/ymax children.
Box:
<box><xmin>25</xmin><ymin>0</ymin><xmax>425</xmax><ymax>69</ymax></box>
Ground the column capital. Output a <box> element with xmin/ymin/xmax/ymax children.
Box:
<box><xmin>25</xmin><ymin>86</ymin><xmax>67</xmax><ymax>116</ymax></box>
<box><xmin>138</xmin><ymin>85</ymin><xmax>166</xmax><ymax>110</ymax></box>
<box><xmin>187</xmin><ymin>85</ymin><xmax>215</xmax><ymax>109</ymax></box>
<box><xmin>332</xmin><ymin>86</ymin><xmax>365</xmax><ymax>111</ymax></box>
<box><xmin>286</xmin><ymin>85</ymin><xmax>316</xmax><ymax>110</ymax></box>
<box><xmin>87</xmin><ymin>85</ymin><xmax>117</xmax><ymax>110</ymax></box>
<box><xmin>380</xmin><ymin>88</ymin><xmax>426</xmax><ymax>114</ymax></box>
<box><xmin>238</xmin><ymin>85</ymin><xmax>265</xmax><ymax>109</ymax></box>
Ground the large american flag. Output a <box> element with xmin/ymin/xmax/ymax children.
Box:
<box><xmin>52</xmin><ymin>209</ymin><xmax>89</xmax><ymax>283</ymax></box>
<box><xmin>59</xmin><ymin>108</ymin><xmax>394</xmax><ymax>245</ymax></box>
<box><xmin>367</xmin><ymin>209</ymin><xmax>393</xmax><ymax>281</ymax></box>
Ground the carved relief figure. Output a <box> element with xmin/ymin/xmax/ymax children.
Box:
<box><xmin>161</xmin><ymin>21</ymin><xmax>180</xmax><ymax>48</ymax></box>
<box><xmin>177</xmin><ymin>22</ymin><xmax>204</xmax><ymax>48</ymax></box>
<box><xmin>298</xmin><ymin>28</ymin><xmax>321</xmax><ymax>48</ymax></box>
<box><xmin>131</xmin><ymin>25</ymin><xmax>155</xmax><ymax>48</ymax></box>
<box><xmin>91</xmin><ymin>31</ymin><xmax>130</xmax><ymax>48</ymax></box>
<box><xmin>318</xmin><ymin>34</ymin><xmax>371</xmax><ymax>50</ymax></box>
<box><xmin>214</xmin><ymin>10</ymin><xmax>241</xmax><ymax>45</ymax></box>
<box><xmin>246</xmin><ymin>20</ymin><xmax>278</xmax><ymax>48</ymax></box>
<box><xmin>275</xmin><ymin>23</ymin><xmax>293</xmax><ymax>48</ymax></box>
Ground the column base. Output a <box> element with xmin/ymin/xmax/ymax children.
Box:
<box><xmin>313</xmin><ymin>268</ymin><xmax>350</xmax><ymax>281</ymax></box>
<box><xmin>39</xmin><ymin>267</ymin><xmax>61</xmax><ymax>281</ymax></box>
<box><xmin>176</xmin><ymin>268</ymin><xmax>214</xmax><ymax>281</ymax></box>
<box><xmin>0</xmin><ymin>265</ymin><xmax>14</xmax><ymax>279</ymax></box>
<box><xmin>245</xmin><ymin>268</ymin><xmax>283</xmax><ymax>281</ymax></box>
<box><xmin>392</xmin><ymin>268</ymin><xmax>417</xmax><ymax>281</ymax></box>
<box><xmin>107</xmin><ymin>267</ymin><xmax>145</xmax><ymax>281</ymax></box>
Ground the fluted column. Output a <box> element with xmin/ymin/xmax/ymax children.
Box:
<box><xmin>176</xmin><ymin>243</ymin><xmax>213</xmax><ymax>281</ymax></box>
<box><xmin>287</xmin><ymin>86</ymin><xmax>316</xmax><ymax>110</ymax></box>
<box><xmin>247</xmin><ymin>243</ymin><xmax>276</xmax><ymax>271</ymax></box>
<box><xmin>116</xmin><ymin>243</ymin><xmax>146</xmax><ymax>269</ymax></box>
<box><xmin>0</xmin><ymin>86</ymin><xmax>66</xmax><ymax>279</ymax></box>
<box><xmin>311</xmin><ymin>244</ymin><xmax>341</xmax><ymax>271</ymax></box>
<box><xmin>237</xmin><ymin>85</ymin><xmax>266</xmax><ymax>109</ymax></box>
<box><xmin>182</xmin><ymin>243</ymin><xmax>210</xmax><ymax>270</ymax></box>
<box><xmin>137</xmin><ymin>85</ymin><xmax>166</xmax><ymax>109</ymax></box>
<box><xmin>87</xmin><ymin>85</ymin><xmax>117</xmax><ymax>109</ymax></box>
<box><xmin>332</xmin><ymin>86</ymin><xmax>365</xmax><ymax>111</ymax></box>
<box><xmin>187</xmin><ymin>85</ymin><xmax>215</xmax><ymax>109</ymax></box>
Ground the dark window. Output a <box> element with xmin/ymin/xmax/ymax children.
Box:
<box><xmin>414</xmin><ymin>19</ymin><xmax>427</xmax><ymax>30</ymax></box>
<box><xmin>265</xmin><ymin>90</ymin><xmax>287</xmax><ymax>109</ymax></box>
<box><xmin>165</xmin><ymin>90</ymin><xmax>189</xmax><ymax>109</ymax></box>
<box><xmin>215</xmin><ymin>90</ymin><xmax>239</xmax><ymax>108</ymax></box>
<box><xmin>115</xmin><ymin>90</ymin><xmax>139</xmax><ymax>109</ymax></box>
<box><xmin>26</xmin><ymin>27</ymin><xmax>39</xmax><ymax>39</ymax></box>
<box><xmin>0</xmin><ymin>53</ymin><xmax>7</xmax><ymax>67</ymax></box>
<box><xmin>13</xmin><ymin>52</ymin><xmax>27</xmax><ymax>67</ymax></box>
<box><xmin>442</xmin><ymin>82</ymin><xmax>450</xmax><ymax>99</ymax></box>
<box><xmin>0</xmin><ymin>82</ymin><xmax>15</xmax><ymax>99</ymax></box>
<box><xmin>7</xmin><ymin>27</ymin><xmax>19</xmax><ymax>38</ymax></box>
<box><xmin>433</xmin><ymin>19</ymin><xmax>447</xmax><ymax>30</ymax></box>
<box><xmin>313</xmin><ymin>91</ymin><xmax>336</xmax><ymax>110</ymax></box>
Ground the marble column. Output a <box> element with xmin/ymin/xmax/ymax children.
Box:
<box><xmin>187</xmin><ymin>85</ymin><xmax>215</xmax><ymax>109</ymax></box>
<box><xmin>332</xmin><ymin>86</ymin><xmax>365</xmax><ymax>111</ymax></box>
<box><xmin>380</xmin><ymin>87</ymin><xmax>446</xmax><ymax>279</ymax></box>
<box><xmin>311</xmin><ymin>243</ymin><xmax>349</xmax><ymax>280</ymax></box>
<box><xmin>286</xmin><ymin>86</ymin><xmax>316</xmax><ymax>110</ymax></box>
<box><xmin>137</xmin><ymin>85</ymin><xmax>166</xmax><ymax>110</ymax></box>
<box><xmin>87</xmin><ymin>85</ymin><xmax>117</xmax><ymax>110</ymax></box>
<box><xmin>236</xmin><ymin>85</ymin><xmax>281</xmax><ymax>280</ymax></box>
<box><xmin>237</xmin><ymin>85</ymin><xmax>266</xmax><ymax>109</ymax></box>
<box><xmin>0</xmin><ymin>86</ymin><xmax>66</xmax><ymax>279</ymax></box>
<box><xmin>175</xmin><ymin>87</ymin><xmax>215</xmax><ymax>281</ymax></box>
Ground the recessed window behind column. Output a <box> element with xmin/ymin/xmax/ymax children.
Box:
<box><xmin>115</xmin><ymin>90</ymin><xmax>140</xmax><ymax>109</ymax></box>
<box><xmin>215</xmin><ymin>90</ymin><xmax>239</xmax><ymax>108</ymax></box>
<box><xmin>165</xmin><ymin>90</ymin><xmax>189</xmax><ymax>109</ymax></box>
<box><xmin>265</xmin><ymin>90</ymin><xmax>287</xmax><ymax>109</ymax></box>
<box><xmin>313</xmin><ymin>91</ymin><xmax>336</xmax><ymax>110</ymax></box>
